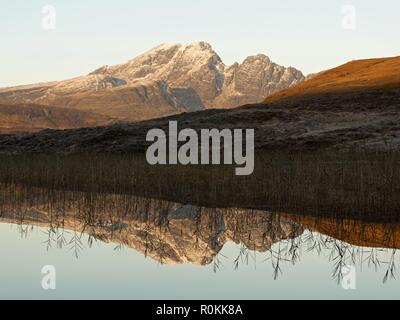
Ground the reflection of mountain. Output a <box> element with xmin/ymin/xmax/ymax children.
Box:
<box><xmin>0</xmin><ymin>188</ymin><xmax>301</xmax><ymax>265</ymax></box>
<box><xmin>0</xmin><ymin>42</ymin><xmax>304</xmax><ymax>133</ymax></box>
<box><xmin>1</xmin><ymin>186</ymin><xmax>400</xmax><ymax>265</ymax></box>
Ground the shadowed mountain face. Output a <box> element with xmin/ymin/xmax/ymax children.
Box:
<box><xmin>0</xmin><ymin>42</ymin><xmax>304</xmax><ymax>133</ymax></box>
<box><xmin>1</xmin><ymin>56</ymin><xmax>399</xmax><ymax>152</ymax></box>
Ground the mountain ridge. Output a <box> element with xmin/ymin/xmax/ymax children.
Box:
<box><xmin>0</xmin><ymin>42</ymin><xmax>305</xmax><ymax>132</ymax></box>
<box><xmin>1</xmin><ymin>55</ymin><xmax>399</xmax><ymax>152</ymax></box>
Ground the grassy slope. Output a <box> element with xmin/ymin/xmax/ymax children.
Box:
<box><xmin>265</xmin><ymin>56</ymin><xmax>400</xmax><ymax>102</ymax></box>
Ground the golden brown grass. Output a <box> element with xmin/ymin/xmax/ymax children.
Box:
<box><xmin>266</xmin><ymin>56</ymin><xmax>400</xmax><ymax>103</ymax></box>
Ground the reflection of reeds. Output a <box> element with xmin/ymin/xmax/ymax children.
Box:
<box><xmin>383</xmin><ymin>250</ymin><xmax>397</xmax><ymax>283</ymax></box>
<box><xmin>1</xmin><ymin>185</ymin><xmax>399</xmax><ymax>283</ymax></box>
<box><xmin>0</xmin><ymin>150</ymin><xmax>399</xmax><ymax>221</ymax></box>
<box><xmin>255</xmin><ymin>230</ymin><xmax>400</xmax><ymax>284</ymax></box>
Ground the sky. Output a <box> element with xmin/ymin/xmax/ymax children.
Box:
<box><xmin>0</xmin><ymin>0</ymin><xmax>399</xmax><ymax>87</ymax></box>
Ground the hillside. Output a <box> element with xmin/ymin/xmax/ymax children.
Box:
<box><xmin>0</xmin><ymin>101</ymin><xmax>113</xmax><ymax>134</ymax></box>
<box><xmin>265</xmin><ymin>56</ymin><xmax>400</xmax><ymax>102</ymax></box>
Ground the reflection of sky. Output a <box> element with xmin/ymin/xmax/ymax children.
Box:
<box><xmin>1</xmin><ymin>0</ymin><xmax>400</xmax><ymax>87</ymax></box>
<box><xmin>0</xmin><ymin>223</ymin><xmax>399</xmax><ymax>300</ymax></box>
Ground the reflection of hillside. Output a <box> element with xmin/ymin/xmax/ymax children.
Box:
<box><xmin>0</xmin><ymin>186</ymin><xmax>302</xmax><ymax>265</ymax></box>
<box><xmin>282</xmin><ymin>213</ymin><xmax>400</xmax><ymax>250</ymax></box>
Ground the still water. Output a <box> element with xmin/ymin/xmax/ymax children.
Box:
<box><xmin>0</xmin><ymin>187</ymin><xmax>399</xmax><ymax>300</ymax></box>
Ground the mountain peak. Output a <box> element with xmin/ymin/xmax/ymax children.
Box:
<box><xmin>142</xmin><ymin>41</ymin><xmax>214</xmax><ymax>53</ymax></box>
<box><xmin>176</xmin><ymin>41</ymin><xmax>222</xmax><ymax>65</ymax></box>
<box><xmin>186</xmin><ymin>41</ymin><xmax>213</xmax><ymax>51</ymax></box>
<box><xmin>139</xmin><ymin>42</ymin><xmax>215</xmax><ymax>59</ymax></box>
<box><xmin>145</xmin><ymin>42</ymin><xmax>182</xmax><ymax>54</ymax></box>
<box><xmin>242</xmin><ymin>54</ymin><xmax>271</xmax><ymax>65</ymax></box>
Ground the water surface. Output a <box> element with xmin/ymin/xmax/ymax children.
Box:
<box><xmin>0</xmin><ymin>187</ymin><xmax>399</xmax><ymax>300</ymax></box>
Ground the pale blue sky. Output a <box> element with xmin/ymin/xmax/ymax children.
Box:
<box><xmin>1</xmin><ymin>0</ymin><xmax>399</xmax><ymax>87</ymax></box>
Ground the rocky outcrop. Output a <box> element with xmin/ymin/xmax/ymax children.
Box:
<box><xmin>214</xmin><ymin>54</ymin><xmax>304</xmax><ymax>107</ymax></box>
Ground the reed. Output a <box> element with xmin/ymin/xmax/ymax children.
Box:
<box><xmin>0</xmin><ymin>149</ymin><xmax>399</xmax><ymax>221</ymax></box>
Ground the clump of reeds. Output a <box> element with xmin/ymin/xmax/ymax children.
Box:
<box><xmin>0</xmin><ymin>149</ymin><xmax>399</xmax><ymax>221</ymax></box>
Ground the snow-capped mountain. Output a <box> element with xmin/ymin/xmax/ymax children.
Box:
<box><xmin>0</xmin><ymin>42</ymin><xmax>305</xmax><ymax>130</ymax></box>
